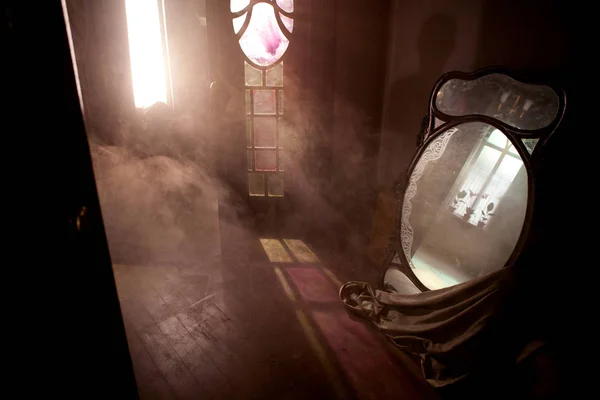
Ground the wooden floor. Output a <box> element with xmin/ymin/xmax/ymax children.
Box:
<box><xmin>112</xmin><ymin>215</ymin><xmax>438</xmax><ymax>399</ymax></box>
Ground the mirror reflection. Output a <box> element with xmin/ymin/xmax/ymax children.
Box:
<box><xmin>435</xmin><ymin>74</ymin><xmax>559</xmax><ymax>131</ymax></box>
<box><xmin>383</xmin><ymin>267</ymin><xmax>421</xmax><ymax>295</ymax></box>
<box><xmin>402</xmin><ymin>122</ymin><xmax>527</xmax><ymax>289</ymax></box>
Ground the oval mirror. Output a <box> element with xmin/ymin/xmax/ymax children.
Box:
<box><xmin>435</xmin><ymin>74</ymin><xmax>559</xmax><ymax>131</ymax></box>
<box><xmin>401</xmin><ymin>122</ymin><xmax>528</xmax><ymax>290</ymax></box>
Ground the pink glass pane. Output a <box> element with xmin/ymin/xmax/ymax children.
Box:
<box><xmin>253</xmin><ymin>90</ymin><xmax>276</xmax><ymax>114</ymax></box>
<box><xmin>230</xmin><ymin>0</ymin><xmax>250</xmax><ymax>13</ymax></box>
<box><xmin>254</xmin><ymin>117</ymin><xmax>277</xmax><ymax>148</ymax></box>
<box><xmin>232</xmin><ymin>13</ymin><xmax>247</xmax><ymax>34</ymax></box>
<box><xmin>280</xmin><ymin>14</ymin><xmax>294</xmax><ymax>32</ymax></box>
<box><xmin>255</xmin><ymin>150</ymin><xmax>277</xmax><ymax>171</ymax></box>
<box><xmin>276</xmin><ymin>0</ymin><xmax>294</xmax><ymax>13</ymax></box>
<box><xmin>239</xmin><ymin>3</ymin><xmax>290</xmax><ymax>67</ymax></box>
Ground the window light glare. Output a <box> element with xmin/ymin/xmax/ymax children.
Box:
<box><xmin>125</xmin><ymin>0</ymin><xmax>167</xmax><ymax>108</ymax></box>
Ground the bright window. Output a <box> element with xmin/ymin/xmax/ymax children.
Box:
<box><xmin>450</xmin><ymin>129</ymin><xmax>524</xmax><ymax>227</ymax></box>
<box><xmin>125</xmin><ymin>0</ymin><xmax>171</xmax><ymax>108</ymax></box>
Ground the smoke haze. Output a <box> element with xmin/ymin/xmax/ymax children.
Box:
<box><xmin>88</xmin><ymin>70</ymin><xmax>378</xmax><ymax>267</ymax></box>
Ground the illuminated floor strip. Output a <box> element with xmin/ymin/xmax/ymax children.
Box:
<box><xmin>321</xmin><ymin>267</ymin><xmax>343</xmax><ymax>288</ymax></box>
<box><xmin>273</xmin><ymin>265</ymin><xmax>348</xmax><ymax>399</ymax></box>
<box><xmin>295</xmin><ymin>309</ymin><xmax>347</xmax><ymax>399</ymax></box>
<box><xmin>274</xmin><ymin>266</ymin><xmax>297</xmax><ymax>302</ymax></box>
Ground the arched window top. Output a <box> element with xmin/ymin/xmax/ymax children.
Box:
<box><xmin>232</xmin><ymin>1</ymin><xmax>294</xmax><ymax>67</ymax></box>
<box><xmin>231</xmin><ymin>0</ymin><xmax>294</xmax><ymax>14</ymax></box>
<box><xmin>276</xmin><ymin>0</ymin><xmax>294</xmax><ymax>13</ymax></box>
<box><xmin>230</xmin><ymin>0</ymin><xmax>250</xmax><ymax>13</ymax></box>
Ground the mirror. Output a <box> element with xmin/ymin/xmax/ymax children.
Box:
<box><xmin>401</xmin><ymin>122</ymin><xmax>527</xmax><ymax>290</ymax></box>
<box><xmin>435</xmin><ymin>74</ymin><xmax>559</xmax><ymax>131</ymax></box>
<box><xmin>383</xmin><ymin>267</ymin><xmax>422</xmax><ymax>294</ymax></box>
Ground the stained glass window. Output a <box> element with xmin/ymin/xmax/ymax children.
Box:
<box><xmin>237</xmin><ymin>3</ymin><xmax>291</xmax><ymax>67</ymax></box>
<box><xmin>232</xmin><ymin>0</ymin><xmax>293</xmax><ymax>197</ymax></box>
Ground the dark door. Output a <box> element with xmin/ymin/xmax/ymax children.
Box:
<box><xmin>5</xmin><ymin>1</ymin><xmax>138</xmax><ymax>396</ymax></box>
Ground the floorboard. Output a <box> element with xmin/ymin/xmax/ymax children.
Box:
<box><xmin>111</xmin><ymin>216</ymin><xmax>438</xmax><ymax>399</ymax></box>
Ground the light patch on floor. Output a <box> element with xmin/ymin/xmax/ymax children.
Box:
<box><xmin>267</xmin><ymin>238</ymin><xmax>423</xmax><ymax>399</ymax></box>
<box><xmin>274</xmin><ymin>266</ymin><xmax>297</xmax><ymax>302</ymax></box>
<box><xmin>321</xmin><ymin>267</ymin><xmax>343</xmax><ymax>288</ymax></box>
<box><xmin>260</xmin><ymin>238</ymin><xmax>293</xmax><ymax>262</ymax></box>
<box><xmin>283</xmin><ymin>239</ymin><xmax>320</xmax><ymax>263</ymax></box>
<box><xmin>286</xmin><ymin>267</ymin><xmax>339</xmax><ymax>303</ymax></box>
<box><xmin>295</xmin><ymin>309</ymin><xmax>348</xmax><ymax>399</ymax></box>
<box><xmin>311</xmin><ymin>309</ymin><xmax>421</xmax><ymax>399</ymax></box>
<box><xmin>269</xmin><ymin>242</ymin><xmax>349</xmax><ymax>399</ymax></box>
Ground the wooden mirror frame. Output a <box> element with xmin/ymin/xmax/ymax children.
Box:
<box><xmin>379</xmin><ymin>68</ymin><xmax>566</xmax><ymax>292</ymax></box>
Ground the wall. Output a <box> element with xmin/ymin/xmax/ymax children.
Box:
<box><xmin>66</xmin><ymin>0</ymin><xmax>222</xmax><ymax>266</ymax></box>
<box><xmin>165</xmin><ymin>0</ymin><xmax>211</xmax><ymax>117</ymax></box>
<box><xmin>378</xmin><ymin>0</ymin><xmax>574</xmax><ymax>187</ymax></box>
<box><xmin>327</xmin><ymin>0</ymin><xmax>392</xmax><ymax>250</ymax></box>
<box><xmin>65</xmin><ymin>0</ymin><xmax>135</xmax><ymax>144</ymax></box>
<box><xmin>263</xmin><ymin>0</ymin><xmax>392</xmax><ymax>251</ymax></box>
<box><xmin>368</xmin><ymin>0</ymin><xmax>575</xmax><ymax>265</ymax></box>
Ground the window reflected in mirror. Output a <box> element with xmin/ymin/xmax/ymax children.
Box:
<box><xmin>449</xmin><ymin>129</ymin><xmax>524</xmax><ymax>227</ymax></box>
<box><xmin>402</xmin><ymin>123</ymin><xmax>527</xmax><ymax>289</ymax></box>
